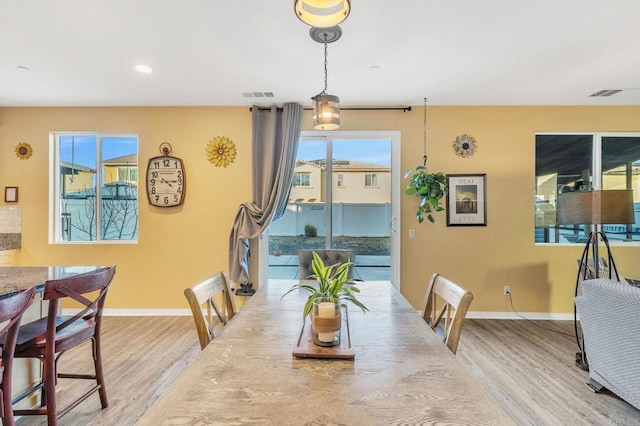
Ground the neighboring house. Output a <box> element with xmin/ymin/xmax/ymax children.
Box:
<box><xmin>290</xmin><ymin>160</ymin><xmax>323</xmax><ymax>202</ymax></box>
<box><xmin>60</xmin><ymin>161</ymin><xmax>95</xmax><ymax>196</ymax></box>
<box><xmin>60</xmin><ymin>153</ymin><xmax>138</xmax><ymax>197</ymax></box>
<box><xmin>103</xmin><ymin>154</ymin><xmax>138</xmax><ymax>185</ymax></box>
<box><xmin>289</xmin><ymin>159</ymin><xmax>391</xmax><ymax>204</ymax></box>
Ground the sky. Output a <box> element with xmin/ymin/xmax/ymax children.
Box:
<box><xmin>59</xmin><ymin>134</ymin><xmax>138</xmax><ymax>168</ymax></box>
<box><xmin>60</xmin><ymin>135</ymin><xmax>392</xmax><ymax>168</ymax></box>
<box><xmin>298</xmin><ymin>139</ymin><xmax>392</xmax><ymax>166</ymax></box>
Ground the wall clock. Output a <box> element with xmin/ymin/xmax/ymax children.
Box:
<box><xmin>146</xmin><ymin>143</ymin><xmax>186</xmax><ymax>207</ymax></box>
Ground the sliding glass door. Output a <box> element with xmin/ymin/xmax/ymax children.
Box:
<box><xmin>263</xmin><ymin>131</ymin><xmax>400</xmax><ymax>286</ymax></box>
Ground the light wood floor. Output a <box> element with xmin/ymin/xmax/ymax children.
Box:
<box><xmin>14</xmin><ymin>317</ymin><xmax>640</xmax><ymax>425</ymax></box>
<box><xmin>458</xmin><ymin>319</ymin><xmax>640</xmax><ymax>425</ymax></box>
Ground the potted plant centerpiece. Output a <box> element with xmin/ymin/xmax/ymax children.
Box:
<box><xmin>404</xmin><ymin>166</ymin><xmax>447</xmax><ymax>223</ymax></box>
<box><xmin>282</xmin><ymin>251</ymin><xmax>368</xmax><ymax>347</ymax></box>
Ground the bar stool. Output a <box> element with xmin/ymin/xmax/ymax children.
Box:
<box><xmin>0</xmin><ymin>287</ymin><xmax>36</xmax><ymax>426</ymax></box>
<box><xmin>12</xmin><ymin>266</ymin><xmax>116</xmax><ymax>426</ymax></box>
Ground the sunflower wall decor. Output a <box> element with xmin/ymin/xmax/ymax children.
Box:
<box><xmin>206</xmin><ymin>136</ymin><xmax>237</xmax><ymax>167</ymax></box>
<box><xmin>453</xmin><ymin>134</ymin><xmax>477</xmax><ymax>158</ymax></box>
<box><xmin>14</xmin><ymin>142</ymin><xmax>33</xmax><ymax>160</ymax></box>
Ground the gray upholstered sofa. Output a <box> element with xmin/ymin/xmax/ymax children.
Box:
<box><xmin>575</xmin><ymin>278</ymin><xmax>640</xmax><ymax>410</ymax></box>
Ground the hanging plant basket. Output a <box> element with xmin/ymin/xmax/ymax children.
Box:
<box><xmin>404</xmin><ymin>166</ymin><xmax>447</xmax><ymax>224</ymax></box>
<box><xmin>403</xmin><ymin>97</ymin><xmax>447</xmax><ymax>224</ymax></box>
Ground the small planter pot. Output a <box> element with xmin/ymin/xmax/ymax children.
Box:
<box><xmin>311</xmin><ymin>297</ymin><xmax>341</xmax><ymax>347</ymax></box>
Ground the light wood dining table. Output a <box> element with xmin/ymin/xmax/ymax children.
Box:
<box><xmin>138</xmin><ymin>280</ymin><xmax>513</xmax><ymax>425</ymax></box>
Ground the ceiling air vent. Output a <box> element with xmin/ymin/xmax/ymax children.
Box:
<box><xmin>589</xmin><ymin>89</ymin><xmax>623</xmax><ymax>97</ymax></box>
<box><xmin>243</xmin><ymin>92</ymin><xmax>275</xmax><ymax>98</ymax></box>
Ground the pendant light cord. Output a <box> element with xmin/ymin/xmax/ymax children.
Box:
<box><xmin>323</xmin><ymin>34</ymin><xmax>329</xmax><ymax>94</ymax></box>
<box><xmin>423</xmin><ymin>97</ymin><xmax>428</xmax><ymax>167</ymax></box>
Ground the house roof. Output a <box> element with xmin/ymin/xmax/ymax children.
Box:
<box><xmin>103</xmin><ymin>154</ymin><xmax>138</xmax><ymax>165</ymax></box>
<box><xmin>2</xmin><ymin>1</ymin><xmax>639</xmax><ymax>107</ymax></box>
<box><xmin>304</xmin><ymin>159</ymin><xmax>390</xmax><ymax>172</ymax></box>
<box><xmin>60</xmin><ymin>161</ymin><xmax>94</xmax><ymax>174</ymax></box>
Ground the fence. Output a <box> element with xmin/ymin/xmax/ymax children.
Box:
<box><xmin>270</xmin><ymin>203</ymin><xmax>391</xmax><ymax>237</ymax></box>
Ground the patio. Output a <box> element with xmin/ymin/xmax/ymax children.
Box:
<box><xmin>268</xmin><ymin>254</ymin><xmax>391</xmax><ymax>280</ymax></box>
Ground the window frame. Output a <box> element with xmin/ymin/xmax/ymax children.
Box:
<box><xmin>49</xmin><ymin>132</ymin><xmax>139</xmax><ymax>244</ymax></box>
<box><xmin>535</xmin><ymin>131</ymin><xmax>640</xmax><ymax>246</ymax></box>
<box><xmin>365</xmin><ymin>173</ymin><xmax>378</xmax><ymax>187</ymax></box>
<box><xmin>293</xmin><ymin>172</ymin><xmax>311</xmax><ymax>187</ymax></box>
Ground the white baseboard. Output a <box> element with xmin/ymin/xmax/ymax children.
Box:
<box><xmin>62</xmin><ymin>308</ymin><xmax>574</xmax><ymax>320</ymax></box>
<box><xmin>62</xmin><ymin>308</ymin><xmax>193</xmax><ymax>316</ymax></box>
<box><xmin>466</xmin><ymin>311</ymin><xmax>574</xmax><ymax>321</ymax></box>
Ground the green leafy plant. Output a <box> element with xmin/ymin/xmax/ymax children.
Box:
<box><xmin>281</xmin><ymin>251</ymin><xmax>369</xmax><ymax>318</ymax></box>
<box><xmin>404</xmin><ymin>166</ymin><xmax>447</xmax><ymax>224</ymax></box>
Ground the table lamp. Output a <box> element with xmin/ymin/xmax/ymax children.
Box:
<box><xmin>556</xmin><ymin>189</ymin><xmax>635</xmax><ymax>370</ymax></box>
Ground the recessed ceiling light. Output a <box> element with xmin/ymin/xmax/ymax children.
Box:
<box><xmin>135</xmin><ymin>64</ymin><xmax>153</xmax><ymax>74</ymax></box>
<box><xmin>369</xmin><ymin>65</ymin><xmax>380</xmax><ymax>71</ymax></box>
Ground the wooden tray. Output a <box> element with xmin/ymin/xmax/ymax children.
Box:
<box><xmin>292</xmin><ymin>303</ymin><xmax>354</xmax><ymax>359</ymax></box>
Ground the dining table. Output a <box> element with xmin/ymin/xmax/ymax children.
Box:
<box><xmin>138</xmin><ymin>280</ymin><xmax>513</xmax><ymax>425</ymax></box>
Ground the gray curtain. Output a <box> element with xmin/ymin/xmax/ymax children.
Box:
<box><xmin>229</xmin><ymin>103</ymin><xmax>303</xmax><ymax>284</ymax></box>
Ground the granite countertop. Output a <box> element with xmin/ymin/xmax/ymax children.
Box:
<box><xmin>0</xmin><ymin>266</ymin><xmax>103</xmax><ymax>298</ymax></box>
<box><xmin>0</xmin><ymin>233</ymin><xmax>21</xmax><ymax>250</ymax></box>
<box><xmin>0</xmin><ymin>207</ymin><xmax>22</xmax><ymax>250</ymax></box>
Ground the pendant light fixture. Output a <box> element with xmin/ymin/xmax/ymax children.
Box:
<box><xmin>294</xmin><ymin>0</ymin><xmax>351</xmax><ymax>28</ymax></box>
<box><xmin>310</xmin><ymin>26</ymin><xmax>341</xmax><ymax>130</ymax></box>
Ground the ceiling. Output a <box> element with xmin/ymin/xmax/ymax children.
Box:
<box><xmin>2</xmin><ymin>0</ymin><xmax>640</xmax><ymax>108</ymax></box>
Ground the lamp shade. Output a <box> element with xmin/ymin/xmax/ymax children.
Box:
<box><xmin>556</xmin><ymin>189</ymin><xmax>635</xmax><ymax>225</ymax></box>
<box><xmin>312</xmin><ymin>93</ymin><xmax>340</xmax><ymax>130</ymax></box>
<box><xmin>294</xmin><ymin>0</ymin><xmax>350</xmax><ymax>28</ymax></box>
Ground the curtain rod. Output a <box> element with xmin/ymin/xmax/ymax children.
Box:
<box><xmin>249</xmin><ymin>106</ymin><xmax>412</xmax><ymax>112</ymax></box>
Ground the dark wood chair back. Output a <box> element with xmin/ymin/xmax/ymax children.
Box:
<box><xmin>12</xmin><ymin>265</ymin><xmax>116</xmax><ymax>425</ymax></box>
<box><xmin>184</xmin><ymin>272</ymin><xmax>237</xmax><ymax>350</ymax></box>
<box><xmin>40</xmin><ymin>266</ymin><xmax>116</xmax><ymax>346</ymax></box>
<box><xmin>0</xmin><ymin>287</ymin><xmax>36</xmax><ymax>426</ymax></box>
<box><xmin>421</xmin><ymin>273</ymin><xmax>474</xmax><ymax>355</ymax></box>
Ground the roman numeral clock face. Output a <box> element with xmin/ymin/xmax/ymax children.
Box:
<box><xmin>146</xmin><ymin>155</ymin><xmax>186</xmax><ymax>207</ymax></box>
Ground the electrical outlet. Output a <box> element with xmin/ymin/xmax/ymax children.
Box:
<box><xmin>409</xmin><ymin>229</ymin><xmax>416</xmax><ymax>239</ymax></box>
<box><xmin>503</xmin><ymin>285</ymin><xmax>511</xmax><ymax>296</ymax></box>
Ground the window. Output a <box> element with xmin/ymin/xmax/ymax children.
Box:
<box><xmin>535</xmin><ymin>133</ymin><xmax>640</xmax><ymax>244</ymax></box>
<box><xmin>51</xmin><ymin>133</ymin><xmax>139</xmax><ymax>243</ymax></box>
<box><xmin>365</xmin><ymin>173</ymin><xmax>378</xmax><ymax>187</ymax></box>
<box><xmin>337</xmin><ymin>173</ymin><xmax>344</xmax><ymax>187</ymax></box>
<box><xmin>293</xmin><ymin>172</ymin><xmax>311</xmax><ymax>187</ymax></box>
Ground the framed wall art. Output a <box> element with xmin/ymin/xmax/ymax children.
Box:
<box><xmin>4</xmin><ymin>187</ymin><xmax>18</xmax><ymax>203</ymax></box>
<box><xmin>446</xmin><ymin>174</ymin><xmax>486</xmax><ymax>226</ymax></box>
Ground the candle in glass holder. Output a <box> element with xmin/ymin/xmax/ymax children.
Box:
<box><xmin>317</xmin><ymin>301</ymin><xmax>336</xmax><ymax>342</ymax></box>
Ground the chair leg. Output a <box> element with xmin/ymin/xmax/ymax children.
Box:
<box><xmin>44</xmin><ymin>355</ymin><xmax>57</xmax><ymax>426</ymax></box>
<box><xmin>93</xmin><ymin>337</ymin><xmax>108</xmax><ymax>408</ymax></box>
<box><xmin>1</xmin><ymin>388</ymin><xmax>15</xmax><ymax>426</ymax></box>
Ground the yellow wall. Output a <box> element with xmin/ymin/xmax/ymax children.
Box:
<box><xmin>1</xmin><ymin>105</ymin><xmax>639</xmax><ymax>314</ymax></box>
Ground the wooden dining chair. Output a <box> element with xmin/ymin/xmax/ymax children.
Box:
<box><xmin>184</xmin><ymin>272</ymin><xmax>237</xmax><ymax>350</ymax></box>
<box><xmin>12</xmin><ymin>265</ymin><xmax>116</xmax><ymax>426</ymax></box>
<box><xmin>421</xmin><ymin>273</ymin><xmax>474</xmax><ymax>355</ymax></box>
<box><xmin>0</xmin><ymin>287</ymin><xmax>36</xmax><ymax>426</ymax></box>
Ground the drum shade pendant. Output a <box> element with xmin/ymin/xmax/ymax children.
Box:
<box><xmin>311</xmin><ymin>26</ymin><xmax>341</xmax><ymax>130</ymax></box>
<box><xmin>295</xmin><ymin>0</ymin><xmax>351</xmax><ymax>28</ymax></box>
